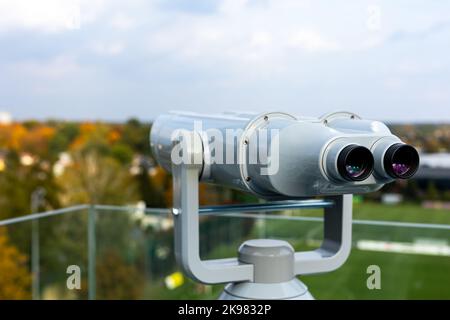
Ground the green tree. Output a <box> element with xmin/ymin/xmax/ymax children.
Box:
<box><xmin>57</xmin><ymin>151</ymin><xmax>138</xmax><ymax>206</ymax></box>
<box><xmin>95</xmin><ymin>249</ymin><xmax>145</xmax><ymax>299</ymax></box>
<box><xmin>0</xmin><ymin>151</ymin><xmax>60</xmax><ymax>221</ymax></box>
<box><xmin>48</xmin><ymin>122</ymin><xmax>80</xmax><ymax>158</ymax></box>
<box><xmin>111</xmin><ymin>144</ymin><xmax>134</xmax><ymax>165</ymax></box>
<box><xmin>425</xmin><ymin>182</ymin><xmax>440</xmax><ymax>201</ymax></box>
<box><xmin>137</xmin><ymin>165</ymin><xmax>167</xmax><ymax>208</ymax></box>
<box><xmin>404</xmin><ymin>180</ymin><xmax>421</xmax><ymax>202</ymax></box>
<box><xmin>120</xmin><ymin>119</ymin><xmax>152</xmax><ymax>155</ymax></box>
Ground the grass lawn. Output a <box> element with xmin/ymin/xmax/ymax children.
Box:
<box><xmin>143</xmin><ymin>201</ymin><xmax>450</xmax><ymax>299</ymax></box>
<box><xmin>283</xmin><ymin>201</ymin><xmax>450</xmax><ymax>224</ymax></box>
<box><xmin>353</xmin><ymin>202</ymin><xmax>450</xmax><ymax>224</ymax></box>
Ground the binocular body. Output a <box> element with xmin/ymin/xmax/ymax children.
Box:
<box><xmin>151</xmin><ymin>111</ymin><xmax>419</xmax><ymax>200</ymax></box>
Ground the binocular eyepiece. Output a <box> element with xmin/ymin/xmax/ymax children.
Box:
<box><xmin>336</xmin><ymin>143</ymin><xmax>419</xmax><ymax>182</ymax></box>
<box><xmin>383</xmin><ymin>143</ymin><xmax>420</xmax><ymax>179</ymax></box>
<box><xmin>337</xmin><ymin>145</ymin><xmax>374</xmax><ymax>182</ymax></box>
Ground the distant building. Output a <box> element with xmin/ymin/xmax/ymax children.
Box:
<box><xmin>0</xmin><ymin>153</ymin><xmax>5</xmax><ymax>172</ymax></box>
<box><xmin>419</xmin><ymin>153</ymin><xmax>450</xmax><ymax>168</ymax></box>
<box><xmin>53</xmin><ymin>152</ymin><xmax>72</xmax><ymax>176</ymax></box>
<box><xmin>381</xmin><ymin>193</ymin><xmax>403</xmax><ymax>205</ymax></box>
<box><xmin>20</xmin><ymin>153</ymin><xmax>36</xmax><ymax>166</ymax></box>
<box><xmin>0</xmin><ymin>112</ymin><xmax>12</xmax><ymax>125</ymax></box>
<box><xmin>415</xmin><ymin>153</ymin><xmax>450</xmax><ymax>190</ymax></box>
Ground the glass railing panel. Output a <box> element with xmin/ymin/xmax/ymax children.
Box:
<box><xmin>37</xmin><ymin>208</ymin><xmax>89</xmax><ymax>300</ymax></box>
<box><xmin>1</xmin><ymin>204</ymin><xmax>449</xmax><ymax>300</ymax></box>
<box><xmin>303</xmin><ymin>222</ymin><xmax>450</xmax><ymax>299</ymax></box>
<box><xmin>94</xmin><ymin>206</ymin><xmax>173</xmax><ymax>300</ymax></box>
<box><xmin>0</xmin><ymin>207</ymin><xmax>90</xmax><ymax>300</ymax></box>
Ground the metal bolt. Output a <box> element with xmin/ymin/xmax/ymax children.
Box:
<box><xmin>264</xmin><ymin>115</ymin><xmax>269</xmax><ymax>121</ymax></box>
<box><xmin>172</xmin><ymin>208</ymin><xmax>181</xmax><ymax>216</ymax></box>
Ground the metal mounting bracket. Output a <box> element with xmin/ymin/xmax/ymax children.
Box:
<box><xmin>171</xmin><ymin>131</ymin><xmax>353</xmax><ymax>285</ymax></box>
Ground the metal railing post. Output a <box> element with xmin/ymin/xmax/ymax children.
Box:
<box><xmin>30</xmin><ymin>187</ymin><xmax>45</xmax><ymax>300</ymax></box>
<box><xmin>31</xmin><ymin>219</ymin><xmax>40</xmax><ymax>300</ymax></box>
<box><xmin>88</xmin><ymin>205</ymin><xmax>96</xmax><ymax>300</ymax></box>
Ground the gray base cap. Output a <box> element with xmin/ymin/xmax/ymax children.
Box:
<box><xmin>238</xmin><ymin>239</ymin><xmax>295</xmax><ymax>283</ymax></box>
<box><xmin>218</xmin><ymin>239</ymin><xmax>314</xmax><ymax>300</ymax></box>
<box><xmin>219</xmin><ymin>278</ymin><xmax>314</xmax><ymax>300</ymax></box>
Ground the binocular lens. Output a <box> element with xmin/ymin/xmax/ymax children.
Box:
<box><xmin>384</xmin><ymin>144</ymin><xmax>419</xmax><ymax>179</ymax></box>
<box><xmin>338</xmin><ymin>145</ymin><xmax>374</xmax><ymax>181</ymax></box>
<box><xmin>392</xmin><ymin>163</ymin><xmax>410</xmax><ymax>176</ymax></box>
<box><xmin>345</xmin><ymin>164</ymin><xmax>365</xmax><ymax>178</ymax></box>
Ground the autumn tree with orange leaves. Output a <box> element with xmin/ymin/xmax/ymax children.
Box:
<box><xmin>0</xmin><ymin>229</ymin><xmax>31</xmax><ymax>299</ymax></box>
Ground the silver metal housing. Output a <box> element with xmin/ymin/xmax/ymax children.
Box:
<box><xmin>150</xmin><ymin>110</ymin><xmax>412</xmax><ymax>199</ymax></box>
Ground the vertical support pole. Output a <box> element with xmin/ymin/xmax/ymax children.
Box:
<box><xmin>31</xmin><ymin>219</ymin><xmax>40</xmax><ymax>300</ymax></box>
<box><xmin>88</xmin><ymin>205</ymin><xmax>96</xmax><ymax>300</ymax></box>
<box><xmin>30</xmin><ymin>187</ymin><xmax>45</xmax><ymax>300</ymax></box>
<box><xmin>322</xmin><ymin>195</ymin><xmax>350</xmax><ymax>252</ymax></box>
<box><xmin>257</xmin><ymin>198</ymin><xmax>266</xmax><ymax>239</ymax></box>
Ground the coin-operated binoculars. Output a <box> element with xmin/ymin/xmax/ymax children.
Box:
<box><xmin>150</xmin><ymin>111</ymin><xmax>419</xmax><ymax>299</ymax></box>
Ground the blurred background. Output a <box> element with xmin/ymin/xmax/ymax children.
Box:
<box><xmin>0</xmin><ymin>0</ymin><xmax>449</xmax><ymax>299</ymax></box>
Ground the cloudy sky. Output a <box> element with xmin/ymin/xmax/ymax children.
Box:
<box><xmin>0</xmin><ymin>0</ymin><xmax>449</xmax><ymax>122</ymax></box>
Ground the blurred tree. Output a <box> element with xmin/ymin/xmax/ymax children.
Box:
<box><xmin>111</xmin><ymin>144</ymin><xmax>134</xmax><ymax>165</ymax></box>
<box><xmin>70</xmin><ymin>123</ymin><xmax>111</xmax><ymax>156</ymax></box>
<box><xmin>95</xmin><ymin>249</ymin><xmax>144</xmax><ymax>299</ymax></box>
<box><xmin>423</xmin><ymin>137</ymin><xmax>441</xmax><ymax>153</ymax></box>
<box><xmin>20</xmin><ymin>126</ymin><xmax>55</xmax><ymax>158</ymax></box>
<box><xmin>57</xmin><ymin>151</ymin><xmax>138</xmax><ymax>206</ymax></box>
<box><xmin>0</xmin><ymin>229</ymin><xmax>31</xmax><ymax>299</ymax></box>
<box><xmin>443</xmin><ymin>190</ymin><xmax>450</xmax><ymax>201</ymax></box>
<box><xmin>403</xmin><ymin>180</ymin><xmax>421</xmax><ymax>202</ymax></box>
<box><xmin>425</xmin><ymin>182</ymin><xmax>440</xmax><ymax>201</ymax></box>
<box><xmin>135</xmin><ymin>164</ymin><xmax>168</xmax><ymax>208</ymax></box>
<box><xmin>0</xmin><ymin>123</ymin><xmax>27</xmax><ymax>150</ymax></box>
<box><xmin>0</xmin><ymin>151</ymin><xmax>60</xmax><ymax>220</ymax></box>
<box><xmin>120</xmin><ymin>119</ymin><xmax>151</xmax><ymax>155</ymax></box>
<box><xmin>48</xmin><ymin>122</ymin><xmax>80</xmax><ymax>158</ymax></box>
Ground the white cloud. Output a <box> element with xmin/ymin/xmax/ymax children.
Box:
<box><xmin>287</xmin><ymin>30</ymin><xmax>339</xmax><ymax>52</ymax></box>
<box><xmin>249</xmin><ymin>32</ymin><xmax>272</xmax><ymax>48</ymax></box>
<box><xmin>0</xmin><ymin>0</ymin><xmax>80</xmax><ymax>32</ymax></box>
<box><xmin>423</xmin><ymin>88</ymin><xmax>450</xmax><ymax>104</ymax></box>
<box><xmin>92</xmin><ymin>41</ymin><xmax>125</xmax><ymax>56</ymax></box>
<box><xmin>1</xmin><ymin>0</ymin><xmax>450</xmax><ymax>121</ymax></box>
<box><xmin>110</xmin><ymin>13</ymin><xmax>136</xmax><ymax>30</ymax></box>
<box><xmin>11</xmin><ymin>55</ymin><xmax>80</xmax><ymax>79</ymax></box>
<box><xmin>146</xmin><ymin>1</ymin><xmax>342</xmax><ymax>72</ymax></box>
<box><xmin>0</xmin><ymin>0</ymin><xmax>105</xmax><ymax>33</ymax></box>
